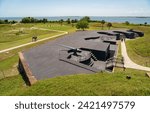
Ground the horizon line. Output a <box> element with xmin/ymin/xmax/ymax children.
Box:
<box><xmin>0</xmin><ymin>16</ymin><xmax>150</xmax><ymax>18</ymax></box>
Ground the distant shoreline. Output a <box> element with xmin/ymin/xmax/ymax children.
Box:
<box><xmin>0</xmin><ymin>16</ymin><xmax>150</xmax><ymax>18</ymax></box>
<box><xmin>0</xmin><ymin>16</ymin><xmax>150</xmax><ymax>24</ymax></box>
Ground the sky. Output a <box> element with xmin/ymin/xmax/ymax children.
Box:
<box><xmin>0</xmin><ymin>0</ymin><xmax>150</xmax><ymax>17</ymax></box>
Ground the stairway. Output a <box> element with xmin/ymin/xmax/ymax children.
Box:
<box><xmin>90</xmin><ymin>52</ymin><xmax>98</xmax><ymax>61</ymax></box>
<box><xmin>89</xmin><ymin>58</ymin><xmax>94</xmax><ymax>67</ymax></box>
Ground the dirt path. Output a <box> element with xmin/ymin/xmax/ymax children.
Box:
<box><xmin>121</xmin><ymin>40</ymin><xmax>150</xmax><ymax>72</ymax></box>
<box><xmin>0</xmin><ymin>28</ymin><xmax>68</xmax><ymax>54</ymax></box>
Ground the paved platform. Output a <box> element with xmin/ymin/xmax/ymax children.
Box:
<box><xmin>22</xmin><ymin>31</ymin><xmax>118</xmax><ymax>80</ymax></box>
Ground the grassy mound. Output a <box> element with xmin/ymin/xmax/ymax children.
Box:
<box><xmin>126</xmin><ymin>26</ymin><xmax>150</xmax><ymax>67</ymax></box>
<box><xmin>0</xmin><ymin>69</ymin><xmax>149</xmax><ymax>96</ymax></box>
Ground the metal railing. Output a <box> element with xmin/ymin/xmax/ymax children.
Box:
<box><xmin>106</xmin><ymin>57</ymin><xmax>124</xmax><ymax>68</ymax></box>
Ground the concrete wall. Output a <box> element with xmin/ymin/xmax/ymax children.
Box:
<box><xmin>18</xmin><ymin>52</ymin><xmax>37</xmax><ymax>86</ymax></box>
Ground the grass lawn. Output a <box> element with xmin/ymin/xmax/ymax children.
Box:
<box><xmin>125</xmin><ymin>26</ymin><xmax>150</xmax><ymax>67</ymax></box>
<box><xmin>0</xmin><ymin>24</ymin><xmax>62</xmax><ymax>50</ymax></box>
<box><xmin>116</xmin><ymin>41</ymin><xmax>122</xmax><ymax>58</ymax></box>
<box><xmin>0</xmin><ymin>68</ymin><xmax>149</xmax><ymax>96</ymax></box>
<box><xmin>0</xmin><ymin>75</ymin><xmax>25</xmax><ymax>95</ymax></box>
<box><xmin>34</xmin><ymin>23</ymin><xmax>76</xmax><ymax>32</ymax></box>
<box><xmin>0</xmin><ymin>54</ymin><xmax>18</xmax><ymax>70</ymax></box>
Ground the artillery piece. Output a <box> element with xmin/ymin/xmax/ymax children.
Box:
<box><xmin>59</xmin><ymin>44</ymin><xmax>92</xmax><ymax>64</ymax></box>
<box><xmin>58</xmin><ymin>44</ymin><xmax>106</xmax><ymax>72</ymax></box>
<box><xmin>58</xmin><ymin>44</ymin><xmax>82</xmax><ymax>56</ymax></box>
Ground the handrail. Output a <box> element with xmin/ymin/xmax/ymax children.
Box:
<box><xmin>106</xmin><ymin>57</ymin><xmax>124</xmax><ymax>68</ymax></box>
<box><xmin>90</xmin><ymin>52</ymin><xmax>98</xmax><ymax>61</ymax></box>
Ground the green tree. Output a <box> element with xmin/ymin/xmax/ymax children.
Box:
<box><xmin>81</xmin><ymin>16</ymin><xmax>90</xmax><ymax>22</ymax></box>
<box><xmin>125</xmin><ymin>21</ymin><xmax>130</xmax><ymax>25</ymax></box>
<box><xmin>71</xmin><ymin>19</ymin><xmax>78</xmax><ymax>23</ymax></box>
<box><xmin>71</xmin><ymin>19</ymin><xmax>75</xmax><ymax>23</ymax></box>
<box><xmin>21</xmin><ymin>17</ymin><xmax>31</xmax><ymax>23</ymax></box>
<box><xmin>21</xmin><ymin>17</ymin><xmax>37</xmax><ymax>23</ymax></box>
<box><xmin>42</xmin><ymin>18</ymin><xmax>48</xmax><ymax>24</ymax></box>
<box><xmin>100</xmin><ymin>20</ymin><xmax>105</xmax><ymax>29</ymax></box>
<box><xmin>4</xmin><ymin>19</ymin><xmax>8</xmax><ymax>24</ymax></box>
<box><xmin>71</xmin><ymin>19</ymin><xmax>77</xmax><ymax>27</ymax></box>
<box><xmin>76</xmin><ymin>20</ymin><xmax>89</xmax><ymax>31</ymax></box>
<box><xmin>66</xmin><ymin>18</ymin><xmax>71</xmax><ymax>24</ymax></box>
<box><xmin>59</xmin><ymin>19</ymin><xmax>64</xmax><ymax>26</ymax></box>
<box><xmin>107</xmin><ymin>22</ymin><xmax>112</xmax><ymax>29</ymax></box>
<box><xmin>0</xmin><ymin>20</ymin><xmax>4</xmax><ymax>24</ymax></box>
<box><xmin>30</xmin><ymin>17</ymin><xmax>37</xmax><ymax>23</ymax></box>
<box><xmin>10</xmin><ymin>20</ymin><xmax>17</xmax><ymax>24</ymax></box>
<box><xmin>144</xmin><ymin>22</ymin><xmax>147</xmax><ymax>26</ymax></box>
<box><xmin>74</xmin><ymin>19</ymin><xmax>78</xmax><ymax>23</ymax></box>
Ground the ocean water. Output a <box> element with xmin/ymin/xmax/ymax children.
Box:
<box><xmin>0</xmin><ymin>16</ymin><xmax>150</xmax><ymax>24</ymax></box>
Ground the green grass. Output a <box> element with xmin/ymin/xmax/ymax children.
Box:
<box><xmin>0</xmin><ymin>69</ymin><xmax>149</xmax><ymax>96</ymax></box>
<box><xmin>34</xmin><ymin>23</ymin><xmax>76</xmax><ymax>32</ymax></box>
<box><xmin>0</xmin><ymin>55</ymin><xmax>18</xmax><ymax>70</ymax></box>
<box><xmin>112</xmin><ymin>23</ymin><xmax>150</xmax><ymax>67</ymax></box>
<box><xmin>125</xmin><ymin>26</ymin><xmax>150</xmax><ymax>67</ymax></box>
<box><xmin>0</xmin><ymin>75</ymin><xmax>25</xmax><ymax>96</ymax></box>
<box><xmin>0</xmin><ymin>54</ymin><xmax>19</xmax><ymax>79</ymax></box>
<box><xmin>0</xmin><ymin>25</ymin><xmax>61</xmax><ymax>50</ymax></box>
<box><xmin>116</xmin><ymin>41</ymin><xmax>122</xmax><ymax>58</ymax></box>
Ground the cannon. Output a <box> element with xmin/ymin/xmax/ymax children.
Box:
<box><xmin>58</xmin><ymin>44</ymin><xmax>82</xmax><ymax>56</ymax></box>
<box><xmin>58</xmin><ymin>44</ymin><xmax>94</xmax><ymax>64</ymax></box>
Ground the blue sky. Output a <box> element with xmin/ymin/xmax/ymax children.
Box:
<box><xmin>0</xmin><ymin>0</ymin><xmax>150</xmax><ymax>17</ymax></box>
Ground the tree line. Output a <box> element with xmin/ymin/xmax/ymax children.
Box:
<box><xmin>0</xmin><ymin>17</ymin><xmax>79</xmax><ymax>24</ymax></box>
<box><xmin>0</xmin><ymin>16</ymin><xmax>148</xmax><ymax>31</ymax></box>
<box><xmin>0</xmin><ymin>19</ymin><xmax>17</xmax><ymax>24</ymax></box>
<box><xmin>20</xmin><ymin>17</ymin><xmax>79</xmax><ymax>24</ymax></box>
<box><xmin>0</xmin><ymin>16</ymin><xmax>113</xmax><ymax>30</ymax></box>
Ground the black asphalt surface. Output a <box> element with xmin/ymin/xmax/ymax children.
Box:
<box><xmin>23</xmin><ymin>30</ymin><xmax>118</xmax><ymax>80</ymax></box>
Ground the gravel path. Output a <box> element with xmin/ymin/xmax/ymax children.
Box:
<box><xmin>121</xmin><ymin>40</ymin><xmax>150</xmax><ymax>72</ymax></box>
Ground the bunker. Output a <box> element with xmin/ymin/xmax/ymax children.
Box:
<box><xmin>18</xmin><ymin>29</ymin><xmax>144</xmax><ymax>85</ymax></box>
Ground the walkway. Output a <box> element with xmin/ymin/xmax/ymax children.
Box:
<box><xmin>121</xmin><ymin>40</ymin><xmax>150</xmax><ymax>72</ymax></box>
<box><xmin>0</xmin><ymin>28</ymin><xmax>68</xmax><ymax>54</ymax></box>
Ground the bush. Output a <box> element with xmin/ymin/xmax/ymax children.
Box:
<box><xmin>76</xmin><ymin>20</ymin><xmax>89</xmax><ymax>31</ymax></box>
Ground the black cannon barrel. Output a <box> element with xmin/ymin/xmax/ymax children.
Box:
<box><xmin>58</xmin><ymin>44</ymin><xmax>81</xmax><ymax>51</ymax></box>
